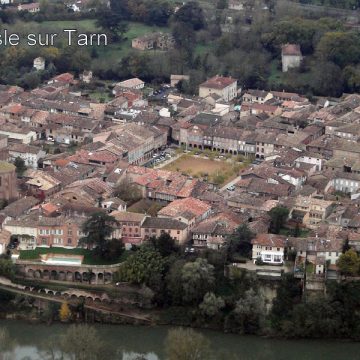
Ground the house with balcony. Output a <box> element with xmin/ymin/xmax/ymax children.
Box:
<box><xmin>251</xmin><ymin>233</ymin><xmax>286</xmax><ymax>265</ymax></box>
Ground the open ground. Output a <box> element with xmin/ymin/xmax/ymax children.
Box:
<box><xmin>163</xmin><ymin>154</ymin><xmax>247</xmax><ymax>185</ymax></box>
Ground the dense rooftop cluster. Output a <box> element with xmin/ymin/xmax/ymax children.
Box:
<box><xmin>0</xmin><ymin>72</ymin><xmax>359</xmax><ymax>285</ymax></box>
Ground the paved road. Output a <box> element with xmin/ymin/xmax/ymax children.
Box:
<box><xmin>219</xmin><ymin>174</ymin><xmax>243</xmax><ymax>192</ymax></box>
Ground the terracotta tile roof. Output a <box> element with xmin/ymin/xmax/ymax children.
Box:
<box><xmin>252</xmin><ymin>233</ymin><xmax>286</xmax><ymax>247</ymax></box>
<box><xmin>112</xmin><ymin>211</ymin><xmax>146</xmax><ymax>223</ymax></box>
<box><xmin>200</xmin><ymin>76</ymin><xmax>237</xmax><ymax>90</ymax></box>
<box><xmin>142</xmin><ymin>217</ymin><xmax>187</xmax><ymax>230</ymax></box>
<box><xmin>2</xmin><ymin>196</ymin><xmax>39</xmax><ymax>218</ymax></box>
<box><xmin>282</xmin><ymin>44</ymin><xmax>302</xmax><ymax>56</ymax></box>
<box><xmin>158</xmin><ymin>197</ymin><xmax>211</xmax><ymax>219</ymax></box>
<box><xmin>52</xmin><ymin>73</ymin><xmax>74</xmax><ymax>83</ymax></box>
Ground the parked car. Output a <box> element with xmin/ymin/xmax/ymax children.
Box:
<box><xmin>227</xmin><ymin>185</ymin><xmax>236</xmax><ymax>191</ymax></box>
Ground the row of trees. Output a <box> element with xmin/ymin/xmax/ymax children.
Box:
<box><xmin>35</xmin><ymin>324</ymin><xmax>217</xmax><ymax>360</ymax></box>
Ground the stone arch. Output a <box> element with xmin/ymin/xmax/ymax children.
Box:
<box><xmin>82</xmin><ymin>272</ymin><xmax>89</xmax><ymax>282</ymax></box>
<box><xmin>63</xmin><ymin>292</ymin><xmax>70</xmax><ymax>298</ymax></box>
<box><xmin>58</xmin><ymin>271</ymin><xmax>66</xmax><ymax>281</ymax></box>
<box><xmin>27</xmin><ymin>269</ymin><xmax>34</xmax><ymax>278</ymax></box>
<box><xmin>78</xmin><ymin>296</ymin><xmax>85</xmax><ymax>302</ymax></box>
<box><xmin>70</xmin><ymin>294</ymin><xmax>77</xmax><ymax>300</ymax></box>
<box><xmin>24</xmin><ymin>286</ymin><xmax>31</xmax><ymax>291</ymax></box>
<box><xmin>34</xmin><ymin>270</ymin><xmax>42</xmax><ymax>279</ymax></box>
<box><xmin>86</xmin><ymin>296</ymin><xmax>93</xmax><ymax>303</ymax></box>
<box><xmin>94</xmin><ymin>297</ymin><xmax>101</xmax><ymax>303</ymax></box>
<box><xmin>90</xmin><ymin>272</ymin><xmax>96</xmax><ymax>284</ymax></box>
<box><xmin>50</xmin><ymin>270</ymin><xmax>57</xmax><ymax>280</ymax></box>
<box><xmin>75</xmin><ymin>271</ymin><xmax>81</xmax><ymax>282</ymax></box>
<box><xmin>98</xmin><ymin>273</ymin><xmax>104</xmax><ymax>283</ymax></box>
<box><xmin>66</xmin><ymin>271</ymin><xmax>73</xmax><ymax>282</ymax></box>
<box><xmin>55</xmin><ymin>291</ymin><xmax>61</xmax><ymax>297</ymax></box>
<box><xmin>43</xmin><ymin>270</ymin><xmax>49</xmax><ymax>279</ymax></box>
<box><xmin>39</xmin><ymin>289</ymin><xmax>46</xmax><ymax>294</ymax></box>
<box><xmin>104</xmin><ymin>272</ymin><xmax>112</xmax><ymax>284</ymax></box>
<box><xmin>47</xmin><ymin>290</ymin><xmax>54</xmax><ymax>296</ymax></box>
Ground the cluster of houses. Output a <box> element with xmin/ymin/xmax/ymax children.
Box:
<box><xmin>0</xmin><ymin>68</ymin><xmax>360</xmax><ymax>288</ymax></box>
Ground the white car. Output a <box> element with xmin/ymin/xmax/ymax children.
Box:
<box><xmin>227</xmin><ymin>185</ymin><xmax>236</xmax><ymax>191</ymax></box>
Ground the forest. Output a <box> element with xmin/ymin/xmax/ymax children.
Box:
<box><xmin>0</xmin><ymin>0</ymin><xmax>359</xmax><ymax>96</ymax></box>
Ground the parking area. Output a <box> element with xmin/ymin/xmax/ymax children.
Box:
<box><xmin>148</xmin><ymin>85</ymin><xmax>173</xmax><ymax>101</ymax></box>
<box><xmin>145</xmin><ymin>147</ymin><xmax>177</xmax><ymax>168</ymax></box>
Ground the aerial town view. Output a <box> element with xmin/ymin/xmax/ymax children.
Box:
<box><xmin>0</xmin><ymin>0</ymin><xmax>360</xmax><ymax>358</ymax></box>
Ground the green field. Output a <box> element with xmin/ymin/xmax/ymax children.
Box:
<box><xmin>19</xmin><ymin>247</ymin><xmax>128</xmax><ymax>265</ymax></box>
<box><xmin>41</xmin><ymin>19</ymin><xmax>99</xmax><ymax>32</ymax></box>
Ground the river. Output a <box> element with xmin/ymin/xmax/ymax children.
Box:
<box><xmin>2</xmin><ymin>320</ymin><xmax>360</xmax><ymax>360</ymax></box>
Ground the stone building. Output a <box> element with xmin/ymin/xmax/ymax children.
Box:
<box><xmin>199</xmin><ymin>76</ymin><xmax>237</xmax><ymax>102</ymax></box>
<box><xmin>33</xmin><ymin>57</ymin><xmax>45</xmax><ymax>71</ymax></box>
<box><xmin>281</xmin><ymin>44</ymin><xmax>302</xmax><ymax>72</ymax></box>
<box><xmin>0</xmin><ymin>161</ymin><xmax>18</xmax><ymax>201</ymax></box>
<box><xmin>132</xmin><ymin>32</ymin><xmax>175</xmax><ymax>51</ymax></box>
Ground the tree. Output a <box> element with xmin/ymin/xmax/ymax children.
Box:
<box><xmin>14</xmin><ymin>157</ymin><xmax>26</xmax><ymax>177</ymax></box>
<box><xmin>59</xmin><ymin>301</ymin><xmax>71</xmax><ymax>322</ymax></box>
<box><xmin>282</xmin><ymin>297</ymin><xmax>343</xmax><ymax>339</ymax></box>
<box><xmin>145</xmin><ymin>0</ymin><xmax>174</xmax><ymax>26</ymax></box>
<box><xmin>268</xmin><ymin>206</ymin><xmax>289</xmax><ymax>234</ymax></box>
<box><xmin>113</xmin><ymin>178</ymin><xmax>142</xmax><ymax>205</ymax></box>
<box><xmin>228</xmin><ymin>288</ymin><xmax>265</xmax><ymax>334</ymax></box>
<box><xmin>337</xmin><ymin>249</ymin><xmax>360</xmax><ymax>277</ymax></box>
<box><xmin>117</xmin><ymin>247</ymin><xmax>165</xmax><ymax>286</ymax></box>
<box><xmin>173</xmin><ymin>1</ymin><xmax>205</xmax><ymax>31</ymax></box>
<box><xmin>342</xmin><ymin>238</ymin><xmax>351</xmax><ymax>253</ymax></box>
<box><xmin>309</xmin><ymin>61</ymin><xmax>344</xmax><ymax>97</ymax></box>
<box><xmin>165</xmin><ymin>259</ymin><xmax>186</xmax><ymax>305</ymax></box>
<box><xmin>101</xmin><ymin>238</ymin><xmax>124</xmax><ymax>261</ymax></box>
<box><xmin>149</xmin><ymin>232</ymin><xmax>179</xmax><ymax>257</ymax></box>
<box><xmin>270</xmin><ymin>274</ymin><xmax>302</xmax><ymax>330</ymax></box>
<box><xmin>60</xmin><ymin>325</ymin><xmax>109</xmax><ymax>360</ymax></box>
<box><xmin>80</xmin><ymin>212</ymin><xmax>119</xmax><ymax>255</ymax></box>
<box><xmin>0</xmin><ymin>258</ymin><xmax>15</xmax><ymax>279</ymax></box>
<box><xmin>199</xmin><ymin>292</ymin><xmax>225</xmax><ymax>318</ymax></box>
<box><xmin>96</xmin><ymin>9</ymin><xmax>128</xmax><ymax>41</ymax></box>
<box><xmin>227</xmin><ymin>224</ymin><xmax>255</xmax><ymax>258</ymax></box>
<box><xmin>181</xmin><ymin>258</ymin><xmax>215</xmax><ymax>304</ymax></box>
<box><xmin>165</xmin><ymin>328</ymin><xmax>212</xmax><ymax>360</ymax></box>
<box><xmin>316</xmin><ymin>31</ymin><xmax>360</xmax><ymax>69</ymax></box>
<box><xmin>22</xmin><ymin>71</ymin><xmax>41</xmax><ymax>89</ymax></box>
